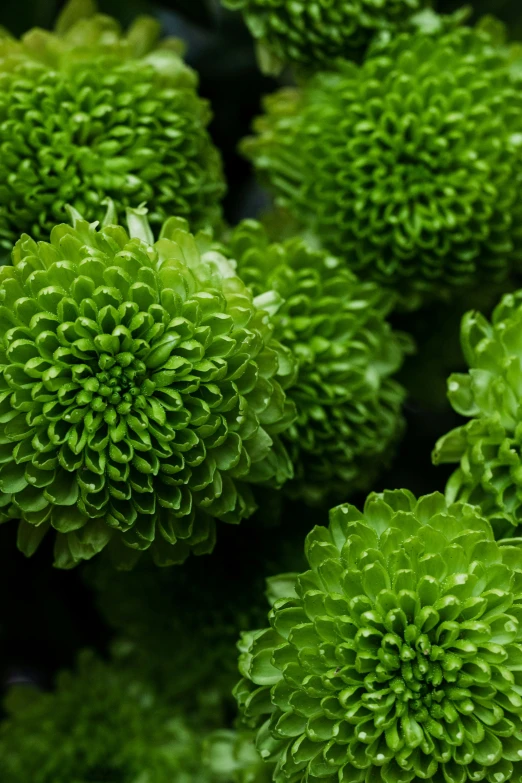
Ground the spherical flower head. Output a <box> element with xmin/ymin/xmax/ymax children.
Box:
<box><xmin>0</xmin><ymin>0</ymin><xmax>225</xmax><ymax>255</ymax></box>
<box><xmin>225</xmin><ymin>220</ymin><xmax>408</xmax><ymax>505</ymax></box>
<box><xmin>221</xmin><ymin>0</ymin><xmax>429</xmax><ymax>75</ymax></box>
<box><xmin>235</xmin><ymin>489</ymin><xmax>522</xmax><ymax>783</ymax></box>
<box><xmin>242</xmin><ymin>26</ymin><xmax>522</xmax><ymax>308</ymax></box>
<box><xmin>0</xmin><ymin>651</ymin><xmax>213</xmax><ymax>783</ymax></box>
<box><xmin>0</xmin><ymin>206</ymin><xmax>296</xmax><ymax>568</ymax></box>
<box><xmin>433</xmin><ymin>290</ymin><xmax>522</xmax><ymax>538</ymax></box>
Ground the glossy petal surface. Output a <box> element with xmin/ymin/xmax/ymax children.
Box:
<box><xmin>0</xmin><ymin>2</ymin><xmax>224</xmax><ymax>253</ymax></box>
<box><xmin>243</xmin><ymin>27</ymin><xmax>522</xmax><ymax>306</ymax></box>
<box><xmin>434</xmin><ymin>290</ymin><xmax>522</xmax><ymax>537</ymax></box>
<box><xmin>226</xmin><ymin>220</ymin><xmax>408</xmax><ymax>504</ymax></box>
<box><xmin>0</xmin><ymin>209</ymin><xmax>296</xmax><ymax>567</ymax></box>
<box><xmin>235</xmin><ymin>490</ymin><xmax>522</xmax><ymax>782</ymax></box>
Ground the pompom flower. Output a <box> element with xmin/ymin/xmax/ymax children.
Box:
<box><xmin>0</xmin><ymin>207</ymin><xmax>296</xmax><ymax>568</ymax></box>
<box><xmin>0</xmin><ymin>651</ymin><xmax>213</xmax><ymax>783</ymax></box>
<box><xmin>434</xmin><ymin>290</ymin><xmax>522</xmax><ymax>537</ymax></box>
<box><xmin>221</xmin><ymin>0</ymin><xmax>429</xmax><ymax>75</ymax></box>
<box><xmin>242</xmin><ymin>26</ymin><xmax>522</xmax><ymax>307</ymax></box>
<box><xmin>235</xmin><ymin>489</ymin><xmax>522</xmax><ymax>783</ymax></box>
<box><xmin>225</xmin><ymin>220</ymin><xmax>408</xmax><ymax>505</ymax></box>
<box><xmin>0</xmin><ymin>0</ymin><xmax>225</xmax><ymax>256</ymax></box>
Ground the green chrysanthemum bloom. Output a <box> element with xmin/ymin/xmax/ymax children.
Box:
<box><xmin>235</xmin><ymin>489</ymin><xmax>522</xmax><ymax>783</ymax></box>
<box><xmin>0</xmin><ymin>0</ymin><xmax>224</xmax><ymax>256</ymax></box>
<box><xmin>224</xmin><ymin>220</ymin><xmax>408</xmax><ymax>505</ymax></box>
<box><xmin>221</xmin><ymin>0</ymin><xmax>429</xmax><ymax>75</ymax></box>
<box><xmin>0</xmin><ymin>207</ymin><xmax>296</xmax><ymax>568</ymax></box>
<box><xmin>243</xmin><ymin>26</ymin><xmax>522</xmax><ymax>307</ymax></box>
<box><xmin>433</xmin><ymin>290</ymin><xmax>522</xmax><ymax>537</ymax></box>
<box><xmin>0</xmin><ymin>651</ymin><xmax>214</xmax><ymax>783</ymax></box>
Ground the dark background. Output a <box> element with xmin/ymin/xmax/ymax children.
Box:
<box><xmin>0</xmin><ymin>0</ymin><xmax>521</xmax><ymax>702</ymax></box>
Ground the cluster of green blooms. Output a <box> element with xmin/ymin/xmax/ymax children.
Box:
<box><xmin>242</xmin><ymin>25</ymin><xmax>522</xmax><ymax>307</ymax></box>
<box><xmin>434</xmin><ymin>291</ymin><xmax>522</xmax><ymax>538</ymax></box>
<box><xmin>0</xmin><ymin>205</ymin><xmax>296</xmax><ymax>568</ymax></box>
<box><xmin>6</xmin><ymin>1</ymin><xmax>522</xmax><ymax>782</ymax></box>
<box><xmin>0</xmin><ymin>650</ymin><xmax>215</xmax><ymax>783</ymax></box>
<box><xmin>235</xmin><ymin>490</ymin><xmax>522</xmax><ymax>783</ymax></box>
<box><xmin>224</xmin><ymin>220</ymin><xmax>409</xmax><ymax>505</ymax></box>
<box><xmin>221</xmin><ymin>0</ymin><xmax>430</xmax><ymax>75</ymax></box>
<box><xmin>0</xmin><ymin>0</ymin><xmax>225</xmax><ymax>256</ymax></box>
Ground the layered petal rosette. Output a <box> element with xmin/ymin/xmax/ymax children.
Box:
<box><xmin>235</xmin><ymin>490</ymin><xmax>522</xmax><ymax>783</ymax></box>
<box><xmin>434</xmin><ymin>290</ymin><xmax>522</xmax><ymax>537</ymax></box>
<box><xmin>0</xmin><ymin>207</ymin><xmax>296</xmax><ymax>567</ymax></box>
<box><xmin>242</xmin><ymin>27</ymin><xmax>522</xmax><ymax>307</ymax></box>
<box><xmin>0</xmin><ymin>650</ymin><xmax>213</xmax><ymax>783</ymax></box>
<box><xmin>0</xmin><ymin>0</ymin><xmax>225</xmax><ymax>254</ymax></box>
<box><xmin>221</xmin><ymin>0</ymin><xmax>429</xmax><ymax>75</ymax></box>
<box><xmin>225</xmin><ymin>220</ymin><xmax>408</xmax><ymax>504</ymax></box>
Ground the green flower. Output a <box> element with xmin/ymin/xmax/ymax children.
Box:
<box><xmin>224</xmin><ymin>220</ymin><xmax>408</xmax><ymax>505</ymax></box>
<box><xmin>221</xmin><ymin>0</ymin><xmax>429</xmax><ymax>75</ymax></box>
<box><xmin>235</xmin><ymin>489</ymin><xmax>522</xmax><ymax>783</ymax></box>
<box><xmin>242</xmin><ymin>26</ymin><xmax>522</xmax><ymax>307</ymax></box>
<box><xmin>0</xmin><ymin>651</ymin><xmax>213</xmax><ymax>783</ymax></box>
<box><xmin>433</xmin><ymin>290</ymin><xmax>522</xmax><ymax>538</ymax></box>
<box><xmin>0</xmin><ymin>0</ymin><xmax>224</xmax><ymax>256</ymax></box>
<box><xmin>0</xmin><ymin>206</ymin><xmax>296</xmax><ymax>568</ymax></box>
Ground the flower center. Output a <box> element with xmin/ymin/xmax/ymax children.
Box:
<box><xmin>66</xmin><ymin>351</ymin><xmax>154</xmax><ymax>421</ymax></box>
<box><xmin>368</xmin><ymin>625</ymin><xmax>461</xmax><ymax>723</ymax></box>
